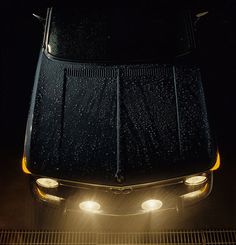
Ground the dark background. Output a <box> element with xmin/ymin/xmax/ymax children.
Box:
<box><xmin>0</xmin><ymin>0</ymin><xmax>235</xmax><ymax>229</ymax></box>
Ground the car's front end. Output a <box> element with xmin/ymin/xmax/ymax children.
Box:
<box><xmin>24</xmin><ymin>152</ymin><xmax>220</xmax><ymax>216</ymax></box>
<box><xmin>23</xmin><ymin>5</ymin><xmax>220</xmax><ymax>217</ymax></box>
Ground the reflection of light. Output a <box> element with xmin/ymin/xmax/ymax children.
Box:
<box><xmin>37</xmin><ymin>188</ymin><xmax>63</xmax><ymax>203</ymax></box>
<box><xmin>22</xmin><ymin>155</ymin><xmax>31</xmax><ymax>174</ymax></box>
<box><xmin>79</xmin><ymin>201</ymin><xmax>101</xmax><ymax>213</ymax></box>
<box><xmin>182</xmin><ymin>184</ymin><xmax>208</xmax><ymax>199</ymax></box>
<box><xmin>36</xmin><ymin>178</ymin><xmax>59</xmax><ymax>188</ymax></box>
<box><xmin>47</xmin><ymin>44</ymin><xmax>52</xmax><ymax>53</ymax></box>
<box><xmin>182</xmin><ymin>190</ymin><xmax>202</xmax><ymax>198</ymax></box>
<box><xmin>141</xmin><ymin>199</ymin><xmax>163</xmax><ymax>212</ymax></box>
<box><xmin>196</xmin><ymin>11</ymin><xmax>209</xmax><ymax>18</ymax></box>
<box><xmin>211</xmin><ymin>151</ymin><xmax>221</xmax><ymax>171</ymax></box>
<box><xmin>185</xmin><ymin>176</ymin><xmax>207</xmax><ymax>186</ymax></box>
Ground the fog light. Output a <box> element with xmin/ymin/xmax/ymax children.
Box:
<box><xmin>79</xmin><ymin>201</ymin><xmax>101</xmax><ymax>213</ymax></box>
<box><xmin>141</xmin><ymin>199</ymin><xmax>163</xmax><ymax>212</ymax></box>
<box><xmin>36</xmin><ymin>178</ymin><xmax>59</xmax><ymax>188</ymax></box>
<box><xmin>185</xmin><ymin>176</ymin><xmax>207</xmax><ymax>186</ymax></box>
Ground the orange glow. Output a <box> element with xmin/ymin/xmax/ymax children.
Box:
<box><xmin>211</xmin><ymin>151</ymin><xmax>221</xmax><ymax>171</ymax></box>
<box><xmin>22</xmin><ymin>155</ymin><xmax>31</xmax><ymax>174</ymax></box>
<box><xmin>36</xmin><ymin>187</ymin><xmax>46</xmax><ymax>198</ymax></box>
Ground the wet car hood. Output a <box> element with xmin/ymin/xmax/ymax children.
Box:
<box><xmin>27</xmin><ymin>52</ymin><xmax>217</xmax><ymax>186</ymax></box>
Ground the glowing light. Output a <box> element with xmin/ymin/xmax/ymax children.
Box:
<box><xmin>182</xmin><ymin>184</ymin><xmax>208</xmax><ymax>199</ymax></box>
<box><xmin>196</xmin><ymin>11</ymin><xmax>209</xmax><ymax>18</ymax></box>
<box><xmin>182</xmin><ymin>189</ymin><xmax>202</xmax><ymax>198</ymax></box>
<box><xmin>36</xmin><ymin>188</ymin><xmax>63</xmax><ymax>203</ymax></box>
<box><xmin>211</xmin><ymin>151</ymin><xmax>221</xmax><ymax>171</ymax></box>
<box><xmin>36</xmin><ymin>178</ymin><xmax>59</xmax><ymax>188</ymax></box>
<box><xmin>47</xmin><ymin>44</ymin><xmax>52</xmax><ymax>53</ymax></box>
<box><xmin>185</xmin><ymin>175</ymin><xmax>207</xmax><ymax>186</ymax></box>
<box><xmin>79</xmin><ymin>201</ymin><xmax>101</xmax><ymax>213</ymax></box>
<box><xmin>141</xmin><ymin>199</ymin><xmax>163</xmax><ymax>212</ymax></box>
<box><xmin>22</xmin><ymin>155</ymin><xmax>31</xmax><ymax>174</ymax></box>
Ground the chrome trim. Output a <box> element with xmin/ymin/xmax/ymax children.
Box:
<box><xmin>109</xmin><ymin>186</ymin><xmax>133</xmax><ymax>195</ymax></box>
<box><xmin>43</xmin><ymin>7</ymin><xmax>52</xmax><ymax>49</ymax></box>
<box><xmin>42</xmin><ymin>8</ymin><xmax>51</xmax><ymax>48</ymax></box>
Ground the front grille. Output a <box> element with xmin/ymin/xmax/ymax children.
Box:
<box><xmin>0</xmin><ymin>230</ymin><xmax>235</xmax><ymax>244</ymax></box>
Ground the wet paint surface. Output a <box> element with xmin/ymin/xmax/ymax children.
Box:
<box><xmin>1</xmin><ymin>1</ymin><xmax>236</xmax><ymax>230</ymax></box>
<box><xmin>28</xmin><ymin>53</ymin><xmax>216</xmax><ymax>185</ymax></box>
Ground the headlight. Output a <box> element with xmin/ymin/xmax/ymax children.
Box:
<box><xmin>141</xmin><ymin>199</ymin><xmax>163</xmax><ymax>212</ymax></box>
<box><xmin>79</xmin><ymin>201</ymin><xmax>101</xmax><ymax>213</ymax></box>
<box><xmin>36</xmin><ymin>178</ymin><xmax>59</xmax><ymax>188</ymax></box>
<box><xmin>185</xmin><ymin>175</ymin><xmax>207</xmax><ymax>186</ymax></box>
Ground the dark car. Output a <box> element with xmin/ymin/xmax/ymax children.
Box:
<box><xmin>22</xmin><ymin>6</ymin><xmax>220</xmax><ymax>216</ymax></box>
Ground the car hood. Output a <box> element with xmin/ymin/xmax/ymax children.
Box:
<box><xmin>27</xmin><ymin>52</ymin><xmax>217</xmax><ymax>186</ymax></box>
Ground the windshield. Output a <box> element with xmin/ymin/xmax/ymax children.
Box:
<box><xmin>47</xmin><ymin>7</ymin><xmax>194</xmax><ymax>62</ymax></box>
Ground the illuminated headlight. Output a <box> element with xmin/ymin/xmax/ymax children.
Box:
<box><xmin>141</xmin><ymin>199</ymin><xmax>163</xmax><ymax>212</ymax></box>
<box><xmin>185</xmin><ymin>175</ymin><xmax>207</xmax><ymax>186</ymax></box>
<box><xmin>36</xmin><ymin>178</ymin><xmax>59</xmax><ymax>188</ymax></box>
<box><xmin>79</xmin><ymin>201</ymin><xmax>101</xmax><ymax>213</ymax></box>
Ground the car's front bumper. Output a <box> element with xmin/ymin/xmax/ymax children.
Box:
<box><xmin>30</xmin><ymin>171</ymin><xmax>213</xmax><ymax>216</ymax></box>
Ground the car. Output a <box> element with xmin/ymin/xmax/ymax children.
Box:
<box><xmin>22</xmin><ymin>5</ymin><xmax>220</xmax><ymax>216</ymax></box>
